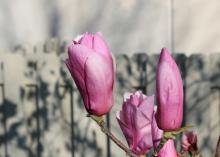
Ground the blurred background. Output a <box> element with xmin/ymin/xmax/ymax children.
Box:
<box><xmin>0</xmin><ymin>0</ymin><xmax>220</xmax><ymax>157</ymax></box>
<box><xmin>1</xmin><ymin>0</ymin><xmax>220</xmax><ymax>54</ymax></box>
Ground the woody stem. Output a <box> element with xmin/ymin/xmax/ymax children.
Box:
<box><xmin>88</xmin><ymin>114</ymin><xmax>138</xmax><ymax>157</ymax></box>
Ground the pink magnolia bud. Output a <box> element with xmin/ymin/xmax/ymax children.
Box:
<box><xmin>116</xmin><ymin>91</ymin><xmax>154</xmax><ymax>155</ymax></box>
<box><xmin>156</xmin><ymin>48</ymin><xmax>183</xmax><ymax>131</ymax></box>
<box><xmin>181</xmin><ymin>131</ymin><xmax>198</xmax><ymax>152</ymax></box>
<box><xmin>158</xmin><ymin>140</ymin><xmax>177</xmax><ymax>157</ymax></box>
<box><xmin>65</xmin><ymin>32</ymin><xmax>115</xmax><ymax>116</ymax></box>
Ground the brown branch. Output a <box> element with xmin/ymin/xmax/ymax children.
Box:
<box><xmin>215</xmin><ymin>136</ymin><xmax>220</xmax><ymax>157</ymax></box>
<box><xmin>88</xmin><ymin>114</ymin><xmax>138</xmax><ymax>157</ymax></box>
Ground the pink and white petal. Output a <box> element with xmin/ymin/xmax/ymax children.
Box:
<box><xmin>134</xmin><ymin>91</ymin><xmax>142</xmax><ymax>97</ymax></box>
<box><xmin>73</xmin><ymin>34</ymin><xmax>84</xmax><ymax>44</ymax></box>
<box><xmin>123</xmin><ymin>92</ymin><xmax>132</xmax><ymax>102</ymax></box>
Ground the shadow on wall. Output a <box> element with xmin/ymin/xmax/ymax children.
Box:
<box><xmin>0</xmin><ymin>55</ymin><xmax>105</xmax><ymax>157</ymax></box>
<box><xmin>0</xmin><ymin>48</ymin><xmax>220</xmax><ymax>157</ymax></box>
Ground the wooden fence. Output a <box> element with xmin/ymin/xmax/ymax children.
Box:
<box><xmin>0</xmin><ymin>39</ymin><xmax>220</xmax><ymax>157</ymax></box>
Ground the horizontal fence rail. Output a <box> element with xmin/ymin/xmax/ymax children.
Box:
<box><xmin>0</xmin><ymin>39</ymin><xmax>220</xmax><ymax>157</ymax></box>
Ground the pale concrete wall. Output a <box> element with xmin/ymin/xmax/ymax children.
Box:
<box><xmin>174</xmin><ymin>0</ymin><xmax>220</xmax><ymax>53</ymax></box>
<box><xmin>1</xmin><ymin>0</ymin><xmax>220</xmax><ymax>55</ymax></box>
<box><xmin>0</xmin><ymin>0</ymin><xmax>168</xmax><ymax>54</ymax></box>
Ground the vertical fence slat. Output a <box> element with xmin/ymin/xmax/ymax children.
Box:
<box><xmin>210</xmin><ymin>87</ymin><xmax>220</xmax><ymax>149</ymax></box>
<box><xmin>185</xmin><ymin>54</ymin><xmax>212</xmax><ymax>156</ymax></box>
<box><xmin>173</xmin><ymin>53</ymin><xmax>187</xmax><ymax>150</ymax></box>
<box><xmin>22</xmin><ymin>53</ymin><xmax>39</xmax><ymax>157</ymax></box>
<box><xmin>36</xmin><ymin>53</ymin><xmax>72</xmax><ymax>157</ymax></box>
<box><xmin>3</xmin><ymin>54</ymin><xmax>30</xmax><ymax>157</ymax></box>
<box><xmin>21</xmin><ymin>52</ymin><xmax>43</xmax><ymax>157</ymax></box>
<box><xmin>209</xmin><ymin>54</ymin><xmax>220</xmax><ymax>152</ymax></box>
<box><xmin>24</xmin><ymin>84</ymin><xmax>40</xmax><ymax>157</ymax></box>
<box><xmin>173</xmin><ymin>54</ymin><xmax>187</xmax><ymax>125</ymax></box>
<box><xmin>146</xmin><ymin>54</ymin><xmax>159</xmax><ymax>96</ymax></box>
<box><xmin>58</xmin><ymin>54</ymin><xmax>74</xmax><ymax>157</ymax></box>
<box><xmin>0</xmin><ymin>60</ymin><xmax>6</xmax><ymax>157</ymax></box>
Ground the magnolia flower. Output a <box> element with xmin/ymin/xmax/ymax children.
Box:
<box><xmin>182</xmin><ymin>131</ymin><xmax>198</xmax><ymax>153</ymax></box>
<box><xmin>158</xmin><ymin>140</ymin><xmax>177</xmax><ymax>157</ymax></box>
<box><xmin>156</xmin><ymin>48</ymin><xmax>183</xmax><ymax>131</ymax></box>
<box><xmin>66</xmin><ymin>32</ymin><xmax>115</xmax><ymax>116</ymax></box>
<box><xmin>117</xmin><ymin>91</ymin><xmax>154</xmax><ymax>155</ymax></box>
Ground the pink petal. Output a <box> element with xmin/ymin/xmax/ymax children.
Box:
<box><xmin>93</xmin><ymin>32</ymin><xmax>111</xmax><ymax>59</ymax></box>
<box><xmin>158</xmin><ymin>140</ymin><xmax>177</xmax><ymax>157</ymax></box>
<box><xmin>182</xmin><ymin>133</ymin><xmax>190</xmax><ymax>150</ymax></box>
<box><xmin>121</xmin><ymin>102</ymin><xmax>137</xmax><ymax>131</ymax></box>
<box><xmin>134</xmin><ymin>91</ymin><xmax>142</xmax><ymax>97</ymax></box>
<box><xmin>135</xmin><ymin>110</ymin><xmax>151</xmax><ymax>130</ymax></box>
<box><xmin>78</xmin><ymin>32</ymin><xmax>93</xmax><ymax>49</ymax></box>
<box><xmin>181</xmin><ymin>131</ymin><xmax>198</xmax><ymax>151</ymax></box>
<box><xmin>84</xmin><ymin>53</ymin><xmax>114</xmax><ymax>116</ymax></box>
<box><xmin>188</xmin><ymin>131</ymin><xmax>197</xmax><ymax>144</ymax></box>
<box><xmin>123</xmin><ymin>92</ymin><xmax>132</xmax><ymax>101</ymax></box>
<box><xmin>151</xmin><ymin>115</ymin><xmax>163</xmax><ymax>148</ymax></box>
<box><xmin>68</xmin><ymin>45</ymin><xmax>93</xmax><ymax>74</ymax></box>
<box><xmin>116</xmin><ymin>111</ymin><xmax>134</xmax><ymax>147</ymax></box>
<box><xmin>138</xmin><ymin>95</ymin><xmax>154</xmax><ymax>119</ymax></box>
<box><xmin>132</xmin><ymin>106</ymin><xmax>153</xmax><ymax>154</ymax></box>
<box><xmin>67</xmin><ymin>45</ymin><xmax>93</xmax><ymax>110</ymax></box>
<box><xmin>135</xmin><ymin>131</ymin><xmax>152</xmax><ymax>154</ymax></box>
<box><xmin>130</xmin><ymin>94</ymin><xmax>140</xmax><ymax>106</ymax></box>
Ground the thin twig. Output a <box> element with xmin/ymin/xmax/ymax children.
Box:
<box><xmin>88</xmin><ymin>114</ymin><xmax>138</xmax><ymax>157</ymax></box>
<box><xmin>215</xmin><ymin>136</ymin><xmax>220</xmax><ymax>157</ymax></box>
